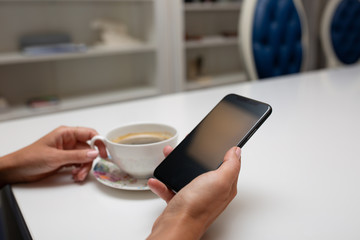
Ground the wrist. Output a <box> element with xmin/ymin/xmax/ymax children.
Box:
<box><xmin>0</xmin><ymin>154</ymin><xmax>12</xmax><ymax>186</ymax></box>
<box><xmin>0</xmin><ymin>149</ymin><xmax>27</xmax><ymax>185</ymax></box>
<box><xmin>148</xmin><ymin>209</ymin><xmax>206</xmax><ymax>240</ymax></box>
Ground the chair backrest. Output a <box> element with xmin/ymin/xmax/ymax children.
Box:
<box><xmin>321</xmin><ymin>0</ymin><xmax>360</xmax><ymax>67</ymax></box>
<box><xmin>239</xmin><ymin>0</ymin><xmax>310</xmax><ymax>80</ymax></box>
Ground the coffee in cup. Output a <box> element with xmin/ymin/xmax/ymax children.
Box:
<box><xmin>112</xmin><ymin>131</ymin><xmax>173</xmax><ymax>145</ymax></box>
<box><xmin>90</xmin><ymin>123</ymin><xmax>178</xmax><ymax>179</ymax></box>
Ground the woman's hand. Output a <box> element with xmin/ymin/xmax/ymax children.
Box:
<box><xmin>148</xmin><ymin>146</ymin><xmax>241</xmax><ymax>240</ymax></box>
<box><xmin>0</xmin><ymin>126</ymin><xmax>106</xmax><ymax>186</ymax></box>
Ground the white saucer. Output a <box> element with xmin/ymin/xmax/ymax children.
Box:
<box><xmin>92</xmin><ymin>158</ymin><xmax>150</xmax><ymax>191</ymax></box>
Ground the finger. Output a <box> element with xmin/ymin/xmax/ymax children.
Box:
<box><xmin>56</xmin><ymin>126</ymin><xmax>99</xmax><ymax>150</ymax></box>
<box><xmin>72</xmin><ymin>142</ymin><xmax>91</xmax><ymax>150</ymax></box>
<box><xmin>163</xmin><ymin>146</ymin><xmax>173</xmax><ymax>157</ymax></box>
<box><xmin>76</xmin><ymin>140</ymin><xmax>107</xmax><ymax>159</ymax></box>
<box><xmin>66</xmin><ymin>141</ymin><xmax>105</xmax><ymax>161</ymax></box>
<box><xmin>148</xmin><ymin>178</ymin><xmax>175</xmax><ymax>203</ymax></box>
<box><xmin>72</xmin><ymin>166</ymin><xmax>82</xmax><ymax>182</ymax></box>
<box><xmin>73</xmin><ymin>162</ymin><xmax>92</xmax><ymax>182</ymax></box>
<box><xmin>72</xmin><ymin>166</ymin><xmax>81</xmax><ymax>175</ymax></box>
<box><xmin>56</xmin><ymin>149</ymin><xmax>99</xmax><ymax>166</ymax></box>
<box><xmin>72</xmin><ymin>126</ymin><xmax>99</xmax><ymax>143</ymax></box>
<box><xmin>217</xmin><ymin>147</ymin><xmax>241</xmax><ymax>180</ymax></box>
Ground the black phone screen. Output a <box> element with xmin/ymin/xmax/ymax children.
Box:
<box><xmin>154</xmin><ymin>94</ymin><xmax>272</xmax><ymax>192</ymax></box>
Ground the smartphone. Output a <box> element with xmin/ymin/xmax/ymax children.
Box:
<box><xmin>153</xmin><ymin>93</ymin><xmax>272</xmax><ymax>192</ymax></box>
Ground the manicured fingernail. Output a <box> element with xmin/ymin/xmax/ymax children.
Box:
<box><xmin>235</xmin><ymin>147</ymin><xmax>241</xmax><ymax>159</ymax></box>
<box><xmin>87</xmin><ymin>149</ymin><xmax>99</xmax><ymax>158</ymax></box>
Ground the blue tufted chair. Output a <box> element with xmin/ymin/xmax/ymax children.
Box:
<box><xmin>239</xmin><ymin>0</ymin><xmax>310</xmax><ymax>80</ymax></box>
<box><xmin>321</xmin><ymin>0</ymin><xmax>360</xmax><ymax>67</ymax></box>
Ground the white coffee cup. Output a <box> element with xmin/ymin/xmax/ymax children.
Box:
<box><xmin>90</xmin><ymin>123</ymin><xmax>178</xmax><ymax>179</ymax></box>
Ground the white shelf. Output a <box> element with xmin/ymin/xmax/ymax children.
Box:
<box><xmin>185</xmin><ymin>36</ymin><xmax>238</xmax><ymax>49</ymax></box>
<box><xmin>186</xmin><ymin>72</ymin><xmax>247</xmax><ymax>90</ymax></box>
<box><xmin>0</xmin><ymin>86</ymin><xmax>160</xmax><ymax>121</ymax></box>
<box><xmin>0</xmin><ymin>44</ymin><xmax>156</xmax><ymax>65</ymax></box>
<box><xmin>0</xmin><ymin>0</ymin><xmax>170</xmax><ymax>121</ymax></box>
<box><xmin>184</xmin><ymin>2</ymin><xmax>242</xmax><ymax>11</ymax></box>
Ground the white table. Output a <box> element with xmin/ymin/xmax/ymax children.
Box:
<box><xmin>1</xmin><ymin>65</ymin><xmax>360</xmax><ymax>239</ymax></box>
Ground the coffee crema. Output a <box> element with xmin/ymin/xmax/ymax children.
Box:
<box><xmin>112</xmin><ymin>131</ymin><xmax>172</xmax><ymax>145</ymax></box>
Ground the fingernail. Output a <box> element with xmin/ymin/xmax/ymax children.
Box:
<box><xmin>87</xmin><ymin>149</ymin><xmax>99</xmax><ymax>158</ymax></box>
<box><xmin>235</xmin><ymin>147</ymin><xmax>241</xmax><ymax>159</ymax></box>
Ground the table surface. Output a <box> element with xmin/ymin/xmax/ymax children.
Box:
<box><xmin>1</xmin><ymin>65</ymin><xmax>360</xmax><ymax>239</ymax></box>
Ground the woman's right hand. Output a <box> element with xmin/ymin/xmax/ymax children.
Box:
<box><xmin>147</xmin><ymin>146</ymin><xmax>241</xmax><ymax>240</ymax></box>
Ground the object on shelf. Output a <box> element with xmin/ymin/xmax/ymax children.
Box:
<box><xmin>185</xmin><ymin>33</ymin><xmax>203</xmax><ymax>41</ymax></box>
<box><xmin>0</xmin><ymin>97</ymin><xmax>9</xmax><ymax>112</ymax></box>
<box><xmin>23</xmin><ymin>43</ymin><xmax>87</xmax><ymax>56</ymax></box>
<box><xmin>187</xmin><ymin>55</ymin><xmax>204</xmax><ymax>80</ymax></box>
<box><xmin>27</xmin><ymin>96</ymin><xmax>60</xmax><ymax>108</ymax></box>
<box><xmin>91</xmin><ymin>19</ymin><xmax>142</xmax><ymax>48</ymax></box>
<box><xmin>222</xmin><ymin>31</ymin><xmax>238</xmax><ymax>38</ymax></box>
<box><xmin>19</xmin><ymin>32</ymin><xmax>87</xmax><ymax>56</ymax></box>
<box><xmin>19</xmin><ymin>32</ymin><xmax>72</xmax><ymax>50</ymax></box>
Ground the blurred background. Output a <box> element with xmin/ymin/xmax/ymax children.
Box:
<box><xmin>0</xmin><ymin>0</ymin><xmax>358</xmax><ymax>122</ymax></box>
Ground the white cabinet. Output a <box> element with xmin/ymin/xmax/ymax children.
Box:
<box><xmin>0</xmin><ymin>0</ymin><xmax>170</xmax><ymax>121</ymax></box>
<box><xmin>0</xmin><ymin>0</ymin><xmax>247</xmax><ymax>121</ymax></box>
<box><xmin>171</xmin><ymin>0</ymin><xmax>247</xmax><ymax>91</ymax></box>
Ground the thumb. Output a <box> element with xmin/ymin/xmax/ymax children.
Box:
<box><xmin>217</xmin><ymin>146</ymin><xmax>241</xmax><ymax>178</ymax></box>
<box><xmin>55</xmin><ymin>149</ymin><xmax>99</xmax><ymax>165</ymax></box>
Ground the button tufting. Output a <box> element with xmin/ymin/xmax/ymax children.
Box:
<box><xmin>331</xmin><ymin>0</ymin><xmax>360</xmax><ymax>64</ymax></box>
<box><xmin>252</xmin><ymin>0</ymin><xmax>303</xmax><ymax>79</ymax></box>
